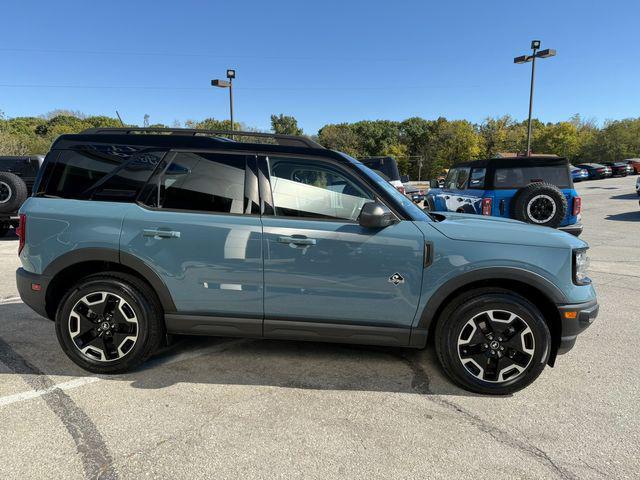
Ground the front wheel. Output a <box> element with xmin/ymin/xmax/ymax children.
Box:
<box><xmin>435</xmin><ymin>289</ymin><xmax>551</xmax><ymax>395</ymax></box>
<box><xmin>55</xmin><ymin>272</ymin><xmax>164</xmax><ymax>374</ymax></box>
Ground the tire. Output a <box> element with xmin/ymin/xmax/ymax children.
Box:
<box><xmin>511</xmin><ymin>182</ymin><xmax>567</xmax><ymax>228</ymax></box>
<box><xmin>424</xmin><ymin>196</ymin><xmax>436</xmax><ymax>211</ymax></box>
<box><xmin>55</xmin><ymin>272</ymin><xmax>164</xmax><ymax>374</ymax></box>
<box><xmin>0</xmin><ymin>172</ymin><xmax>28</xmax><ymax>214</ymax></box>
<box><xmin>435</xmin><ymin>288</ymin><xmax>551</xmax><ymax>395</ymax></box>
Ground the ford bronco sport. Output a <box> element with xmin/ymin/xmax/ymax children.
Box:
<box><xmin>16</xmin><ymin>128</ymin><xmax>598</xmax><ymax>394</ymax></box>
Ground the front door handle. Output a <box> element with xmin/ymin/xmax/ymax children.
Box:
<box><xmin>278</xmin><ymin>236</ymin><xmax>316</xmax><ymax>246</ymax></box>
<box><xmin>143</xmin><ymin>228</ymin><xmax>181</xmax><ymax>239</ymax></box>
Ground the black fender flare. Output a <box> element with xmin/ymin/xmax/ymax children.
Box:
<box><xmin>409</xmin><ymin>267</ymin><xmax>566</xmax><ymax>347</ymax></box>
<box><xmin>42</xmin><ymin>247</ymin><xmax>177</xmax><ymax>313</ymax></box>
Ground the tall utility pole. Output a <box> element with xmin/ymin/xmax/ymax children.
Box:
<box><xmin>514</xmin><ymin>41</ymin><xmax>556</xmax><ymax>156</ymax></box>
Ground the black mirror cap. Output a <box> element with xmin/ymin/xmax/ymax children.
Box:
<box><xmin>359</xmin><ymin>201</ymin><xmax>396</xmax><ymax>229</ymax></box>
<box><xmin>429</xmin><ymin>179</ymin><xmax>439</xmax><ymax>188</ymax></box>
<box><xmin>400</xmin><ymin>174</ymin><xmax>410</xmax><ymax>183</ymax></box>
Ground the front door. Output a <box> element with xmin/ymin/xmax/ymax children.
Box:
<box><xmin>259</xmin><ymin>155</ymin><xmax>425</xmax><ymax>341</ymax></box>
<box><xmin>120</xmin><ymin>151</ymin><xmax>263</xmax><ymax>322</ymax></box>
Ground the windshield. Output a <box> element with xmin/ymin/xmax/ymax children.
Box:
<box><xmin>344</xmin><ymin>155</ymin><xmax>431</xmax><ymax>221</ymax></box>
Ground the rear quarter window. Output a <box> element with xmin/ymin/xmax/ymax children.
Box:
<box><xmin>493</xmin><ymin>165</ymin><xmax>571</xmax><ymax>189</ymax></box>
<box><xmin>41</xmin><ymin>147</ymin><xmax>164</xmax><ymax>201</ymax></box>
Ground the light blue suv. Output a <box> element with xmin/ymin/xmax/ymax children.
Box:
<box><xmin>16</xmin><ymin>128</ymin><xmax>598</xmax><ymax>394</ymax></box>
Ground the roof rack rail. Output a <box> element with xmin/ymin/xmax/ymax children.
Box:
<box><xmin>80</xmin><ymin>127</ymin><xmax>324</xmax><ymax>149</ymax></box>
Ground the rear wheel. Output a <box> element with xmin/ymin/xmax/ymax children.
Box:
<box><xmin>55</xmin><ymin>272</ymin><xmax>164</xmax><ymax>373</ymax></box>
<box><xmin>435</xmin><ymin>289</ymin><xmax>551</xmax><ymax>395</ymax></box>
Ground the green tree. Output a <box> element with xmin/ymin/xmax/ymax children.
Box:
<box><xmin>270</xmin><ymin>114</ymin><xmax>303</xmax><ymax>135</ymax></box>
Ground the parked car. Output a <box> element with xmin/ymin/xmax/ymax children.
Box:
<box><xmin>601</xmin><ymin>162</ymin><xmax>628</xmax><ymax>177</ymax></box>
<box><xmin>404</xmin><ymin>184</ymin><xmax>425</xmax><ymax>203</ymax></box>
<box><xmin>360</xmin><ymin>156</ymin><xmax>405</xmax><ymax>194</ymax></box>
<box><xmin>570</xmin><ymin>165</ymin><xmax>589</xmax><ymax>182</ymax></box>
<box><xmin>16</xmin><ymin>128</ymin><xmax>598</xmax><ymax>395</ymax></box>
<box><xmin>424</xmin><ymin>156</ymin><xmax>583</xmax><ymax>236</ymax></box>
<box><xmin>623</xmin><ymin>158</ymin><xmax>640</xmax><ymax>174</ymax></box>
<box><xmin>0</xmin><ymin>156</ymin><xmax>43</xmax><ymax>236</ymax></box>
<box><xmin>636</xmin><ymin>176</ymin><xmax>640</xmax><ymax>196</ymax></box>
<box><xmin>575</xmin><ymin>163</ymin><xmax>611</xmax><ymax>180</ymax></box>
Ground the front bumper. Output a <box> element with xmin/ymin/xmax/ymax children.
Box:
<box><xmin>16</xmin><ymin>267</ymin><xmax>51</xmax><ymax>319</ymax></box>
<box><xmin>558</xmin><ymin>222</ymin><xmax>583</xmax><ymax>237</ymax></box>
<box><xmin>556</xmin><ymin>299</ymin><xmax>599</xmax><ymax>354</ymax></box>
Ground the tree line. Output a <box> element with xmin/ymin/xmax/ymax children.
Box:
<box><xmin>1</xmin><ymin>109</ymin><xmax>639</xmax><ymax>180</ymax></box>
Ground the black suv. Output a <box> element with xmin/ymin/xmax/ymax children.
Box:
<box><xmin>0</xmin><ymin>156</ymin><xmax>43</xmax><ymax>236</ymax></box>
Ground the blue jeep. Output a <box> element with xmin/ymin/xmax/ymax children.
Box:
<box><xmin>16</xmin><ymin>129</ymin><xmax>598</xmax><ymax>395</ymax></box>
<box><xmin>424</xmin><ymin>156</ymin><xmax>583</xmax><ymax>236</ymax></box>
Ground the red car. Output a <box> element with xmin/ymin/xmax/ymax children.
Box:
<box><xmin>624</xmin><ymin>159</ymin><xmax>640</xmax><ymax>174</ymax></box>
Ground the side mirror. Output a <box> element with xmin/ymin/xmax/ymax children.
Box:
<box><xmin>359</xmin><ymin>201</ymin><xmax>396</xmax><ymax>229</ymax></box>
<box><xmin>400</xmin><ymin>174</ymin><xmax>410</xmax><ymax>183</ymax></box>
<box><xmin>429</xmin><ymin>179</ymin><xmax>439</xmax><ymax>188</ymax></box>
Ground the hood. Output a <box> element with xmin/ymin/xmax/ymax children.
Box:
<box><xmin>426</xmin><ymin>212</ymin><xmax>587</xmax><ymax>249</ymax></box>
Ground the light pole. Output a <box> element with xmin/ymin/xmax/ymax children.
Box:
<box><xmin>514</xmin><ymin>41</ymin><xmax>556</xmax><ymax>156</ymax></box>
<box><xmin>211</xmin><ymin>69</ymin><xmax>236</xmax><ymax>131</ymax></box>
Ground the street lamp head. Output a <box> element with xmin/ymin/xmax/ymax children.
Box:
<box><xmin>531</xmin><ymin>40</ymin><xmax>541</xmax><ymax>49</ymax></box>
<box><xmin>536</xmin><ymin>48</ymin><xmax>556</xmax><ymax>58</ymax></box>
<box><xmin>226</xmin><ymin>69</ymin><xmax>236</xmax><ymax>79</ymax></box>
<box><xmin>514</xmin><ymin>55</ymin><xmax>533</xmax><ymax>64</ymax></box>
<box><xmin>212</xmin><ymin>79</ymin><xmax>230</xmax><ymax>88</ymax></box>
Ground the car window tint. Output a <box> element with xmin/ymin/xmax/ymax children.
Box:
<box><xmin>469</xmin><ymin>168</ymin><xmax>486</xmax><ymax>189</ymax></box>
<box><xmin>43</xmin><ymin>147</ymin><xmax>161</xmax><ymax>201</ymax></box>
<box><xmin>159</xmin><ymin>152</ymin><xmax>245</xmax><ymax>214</ymax></box>
<box><xmin>455</xmin><ymin>168</ymin><xmax>470</xmax><ymax>190</ymax></box>
<box><xmin>269</xmin><ymin>157</ymin><xmax>373</xmax><ymax>221</ymax></box>
<box><xmin>494</xmin><ymin>165</ymin><xmax>570</xmax><ymax>189</ymax></box>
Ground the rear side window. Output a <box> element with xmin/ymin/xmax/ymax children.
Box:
<box><xmin>493</xmin><ymin>165</ymin><xmax>571</xmax><ymax>189</ymax></box>
<box><xmin>469</xmin><ymin>168</ymin><xmax>486</xmax><ymax>189</ymax></box>
<box><xmin>42</xmin><ymin>147</ymin><xmax>163</xmax><ymax>201</ymax></box>
<box><xmin>144</xmin><ymin>151</ymin><xmax>246</xmax><ymax>214</ymax></box>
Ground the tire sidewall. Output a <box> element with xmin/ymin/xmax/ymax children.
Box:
<box><xmin>437</xmin><ymin>293</ymin><xmax>550</xmax><ymax>395</ymax></box>
<box><xmin>0</xmin><ymin>172</ymin><xmax>27</xmax><ymax>213</ymax></box>
<box><xmin>55</xmin><ymin>277</ymin><xmax>154</xmax><ymax>372</ymax></box>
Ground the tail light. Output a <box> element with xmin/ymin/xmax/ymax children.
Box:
<box><xmin>573</xmin><ymin>197</ymin><xmax>582</xmax><ymax>216</ymax></box>
<box><xmin>396</xmin><ymin>185</ymin><xmax>406</xmax><ymax>195</ymax></box>
<box><xmin>16</xmin><ymin>213</ymin><xmax>26</xmax><ymax>254</ymax></box>
<box><xmin>481</xmin><ymin>198</ymin><xmax>492</xmax><ymax>216</ymax></box>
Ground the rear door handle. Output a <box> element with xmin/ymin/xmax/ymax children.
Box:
<box><xmin>143</xmin><ymin>228</ymin><xmax>181</xmax><ymax>239</ymax></box>
<box><xmin>278</xmin><ymin>236</ymin><xmax>316</xmax><ymax>246</ymax></box>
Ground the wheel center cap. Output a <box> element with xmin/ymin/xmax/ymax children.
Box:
<box><xmin>100</xmin><ymin>321</ymin><xmax>110</xmax><ymax>331</ymax></box>
<box><xmin>490</xmin><ymin>340</ymin><xmax>500</xmax><ymax>350</ymax></box>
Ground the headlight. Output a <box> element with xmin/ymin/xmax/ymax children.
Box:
<box><xmin>573</xmin><ymin>248</ymin><xmax>591</xmax><ymax>285</ymax></box>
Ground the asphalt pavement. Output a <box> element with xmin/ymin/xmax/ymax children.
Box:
<box><xmin>0</xmin><ymin>175</ymin><xmax>638</xmax><ymax>479</ymax></box>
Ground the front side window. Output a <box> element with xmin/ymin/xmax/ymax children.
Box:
<box><xmin>268</xmin><ymin>157</ymin><xmax>373</xmax><ymax>221</ymax></box>
<box><xmin>455</xmin><ymin>168</ymin><xmax>470</xmax><ymax>190</ymax></box>
<box><xmin>444</xmin><ymin>169</ymin><xmax>458</xmax><ymax>189</ymax></box>
<box><xmin>147</xmin><ymin>151</ymin><xmax>246</xmax><ymax>214</ymax></box>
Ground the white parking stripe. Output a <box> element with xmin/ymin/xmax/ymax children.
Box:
<box><xmin>0</xmin><ymin>376</ymin><xmax>100</xmax><ymax>407</ymax></box>
<box><xmin>0</xmin><ymin>338</ymin><xmax>245</xmax><ymax>408</ymax></box>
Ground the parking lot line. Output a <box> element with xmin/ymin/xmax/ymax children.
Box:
<box><xmin>0</xmin><ymin>376</ymin><xmax>100</xmax><ymax>407</ymax></box>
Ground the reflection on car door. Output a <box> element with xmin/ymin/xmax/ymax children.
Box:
<box><xmin>259</xmin><ymin>155</ymin><xmax>425</xmax><ymax>344</ymax></box>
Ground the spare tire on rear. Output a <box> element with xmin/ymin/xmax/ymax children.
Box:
<box><xmin>0</xmin><ymin>172</ymin><xmax>28</xmax><ymax>213</ymax></box>
<box><xmin>512</xmin><ymin>182</ymin><xmax>567</xmax><ymax>228</ymax></box>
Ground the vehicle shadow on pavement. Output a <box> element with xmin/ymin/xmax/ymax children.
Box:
<box><xmin>0</xmin><ymin>302</ymin><xmax>478</xmax><ymax>398</ymax></box>
<box><xmin>609</xmin><ymin>193</ymin><xmax>639</xmax><ymax>200</ymax></box>
<box><xmin>605</xmin><ymin>211</ymin><xmax>639</xmax><ymax>222</ymax></box>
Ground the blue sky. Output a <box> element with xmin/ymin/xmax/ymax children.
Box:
<box><xmin>1</xmin><ymin>0</ymin><xmax>638</xmax><ymax>133</ymax></box>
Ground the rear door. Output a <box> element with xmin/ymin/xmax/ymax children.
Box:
<box><xmin>120</xmin><ymin>150</ymin><xmax>263</xmax><ymax>325</ymax></box>
<box><xmin>259</xmin><ymin>154</ymin><xmax>425</xmax><ymax>343</ymax></box>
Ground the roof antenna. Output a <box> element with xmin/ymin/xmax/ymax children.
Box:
<box><xmin>115</xmin><ymin>110</ymin><xmax>125</xmax><ymax>126</ymax></box>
